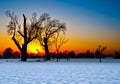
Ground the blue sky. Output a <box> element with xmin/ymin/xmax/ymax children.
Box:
<box><xmin>0</xmin><ymin>0</ymin><xmax>120</xmax><ymax>31</ymax></box>
<box><xmin>0</xmin><ymin>0</ymin><xmax>120</xmax><ymax>19</ymax></box>
<box><xmin>0</xmin><ymin>0</ymin><xmax>120</xmax><ymax>22</ymax></box>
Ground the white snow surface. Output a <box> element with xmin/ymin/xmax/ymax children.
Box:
<box><xmin>0</xmin><ymin>59</ymin><xmax>120</xmax><ymax>84</ymax></box>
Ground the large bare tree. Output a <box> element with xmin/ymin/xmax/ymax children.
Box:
<box><xmin>6</xmin><ymin>11</ymin><xmax>42</xmax><ymax>61</ymax></box>
<box><xmin>37</xmin><ymin>13</ymin><xmax>66</xmax><ymax>61</ymax></box>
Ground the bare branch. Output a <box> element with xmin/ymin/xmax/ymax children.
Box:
<box><xmin>17</xmin><ymin>31</ymin><xmax>24</xmax><ymax>38</ymax></box>
<box><xmin>53</xmin><ymin>32</ymin><xmax>68</xmax><ymax>55</ymax></box>
<box><xmin>12</xmin><ymin>36</ymin><xmax>22</xmax><ymax>52</ymax></box>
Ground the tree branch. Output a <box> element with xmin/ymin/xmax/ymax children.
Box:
<box><xmin>27</xmin><ymin>36</ymin><xmax>37</xmax><ymax>44</ymax></box>
<box><xmin>12</xmin><ymin>36</ymin><xmax>22</xmax><ymax>52</ymax></box>
<box><xmin>17</xmin><ymin>31</ymin><xmax>24</xmax><ymax>38</ymax></box>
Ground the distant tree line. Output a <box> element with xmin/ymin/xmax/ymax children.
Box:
<box><xmin>1</xmin><ymin>47</ymin><xmax>120</xmax><ymax>60</ymax></box>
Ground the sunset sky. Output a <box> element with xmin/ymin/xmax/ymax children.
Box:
<box><xmin>0</xmin><ymin>0</ymin><xmax>120</xmax><ymax>55</ymax></box>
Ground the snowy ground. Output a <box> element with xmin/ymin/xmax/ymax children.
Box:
<box><xmin>0</xmin><ymin>59</ymin><xmax>120</xmax><ymax>84</ymax></box>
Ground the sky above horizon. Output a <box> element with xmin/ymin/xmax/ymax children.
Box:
<box><xmin>0</xmin><ymin>0</ymin><xmax>120</xmax><ymax>55</ymax></box>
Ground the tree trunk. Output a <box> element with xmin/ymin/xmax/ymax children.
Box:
<box><xmin>21</xmin><ymin>44</ymin><xmax>27</xmax><ymax>61</ymax></box>
<box><xmin>44</xmin><ymin>38</ymin><xmax>50</xmax><ymax>61</ymax></box>
<box><xmin>56</xmin><ymin>50</ymin><xmax>59</xmax><ymax>62</ymax></box>
<box><xmin>99</xmin><ymin>55</ymin><xmax>102</xmax><ymax>63</ymax></box>
<box><xmin>21</xmin><ymin>14</ymin><xmax>27</xmax><ymax>61</ymax></box>
<box><xmin>45</xmin><ymin>45</ymin><xmax>50</xmax><ymax>61</ymax></box>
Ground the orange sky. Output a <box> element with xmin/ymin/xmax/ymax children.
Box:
<box><xmin>0</xmin><ymin>30</ymin><xmax>120</xmax><ymax>55</ymax></box>
<box><xmin>0</xmin><ymin>21</ymin><xmax>120</xmax><ymax>55</ymax></box>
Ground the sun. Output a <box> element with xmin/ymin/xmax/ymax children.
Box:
<box><xmin>28</xmin><ymin>42</ymin><xmax>44</xmax><ymax>54</ymax></box>
<box><xmin>34</xmin><ymin>49</ymin><xmax>38</xmax><ymax>54</ymax></box>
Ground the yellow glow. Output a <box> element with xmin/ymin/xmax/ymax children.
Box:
<box><xmin>28</xmin><ymin>42</ymin><xmax>44</xmax><ymax>54</ymax></box>
<box><xmin>35</xmin><ymin>50</ymin><xmax>38</xmax><ymax>54</ymax></box>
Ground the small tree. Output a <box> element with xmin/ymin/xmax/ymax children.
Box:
<box><xmin>37</xmin><ymin>13</ymin><xmax>66</xmax><ymax>61</ymax></box>
<box><xmin>115</xmin><ymin>51</ymin><xmax>120</xmax><ymax>59</ymax></box>
<box><xmin>95</xmin><ymin>45</ymin><xmax>107</xmax><ymax>62</ymax></box>
<box><xmin>3</xmin><ymin>47</ymin><xmax>13</xmax><ymax>58</ymax></box>
<box><xmin>53</xmin><ymin>32</ymin><xmax>68</xmax><ymax>62</ymax></box>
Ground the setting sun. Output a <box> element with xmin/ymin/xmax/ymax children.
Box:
<box><xmin>28</xmin><ymin>42</ymin><xmax>44</xmax><ymax>54</ymax></box>
<box><xmin>35</xmin><ymin>50</ymin><xmax>38</xmax><ymax>54</ymax></box>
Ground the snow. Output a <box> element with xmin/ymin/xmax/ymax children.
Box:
<box><xmin>0</xmin><ymin>59</ymin><xmax>120</xmax><ymax>84</ymax></box>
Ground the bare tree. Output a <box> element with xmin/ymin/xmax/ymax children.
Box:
<box><xmin>53</xmin><ymin>32</ymin><xmax>68</xmax><ymax>62</ymax></box>
<box><xmin>6</xmin><ymin>11</ymin><xmax>42</xmax><ymax>61</ymax></box>
<box><xmin>95</xmin><ymin>45</ymin><xmax>107</xmax><ymax>62</ymax></box>
<box><xmin>37</xmin><ymin>13</ymin><xmax>66</xmax><ymax>61</ymax></box>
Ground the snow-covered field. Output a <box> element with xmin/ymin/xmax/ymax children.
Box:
<box><xmin>0</xmin><ymin>59</ymin><xmax>120</xmax><ymax>84</ymax></box>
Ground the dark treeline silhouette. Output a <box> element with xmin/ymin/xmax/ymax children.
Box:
<box><xmin>43</xmin><ymin>49</ymin><xmax>115</xmax><ymax>61</ymax></box>
<box><xmin>1</xmin><ymin>47</ymin><xmax>120</xmax><ymax>61</ymax></box>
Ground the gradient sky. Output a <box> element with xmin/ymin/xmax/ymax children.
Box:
<box><xmin>0</xmin><ymin>0</ymin><xmax>120</xmax><ymax>55</ymax></box>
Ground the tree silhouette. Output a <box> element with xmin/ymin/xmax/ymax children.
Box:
<box><xmin>6</xmin><ymin>11</ymin><xmax>40</xmax><ymax>61</ymax></box>
<box><xmin>86</xmin><ymin>50</ymin><xmax>90</xmax><ymax>58</ymax></box>
<box><xmin>95</xmin><ymin>45</ymin><xmax>107</xmax><ymax>62</ymax></box>
<box><xmin>115</xmin><ymin>51</ymin><xmax>120</xmax><ymax>58</ymax></box>
<box><xmin>3</xmin><ymin>47</ymin><xmax>13</xmax><ymax>58</ymax></box>
<box><xmin>13</xmin><ymin>51</ymin><xmax>20</xmax><ymax>58</ymax></box>
<box><xmin>37</xmin><ymin>13</ymin><xmax>66</xmax><ymax>61</ymax></box>
<box><xmin>53</xmin><ymin>32</ymin><xmax>68</xmax><ymax>62</ymax></box>
<box><xmin>68</xmin><ymin>50</ymin><xmax>76</xmax><ymax>60</ymax></box>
